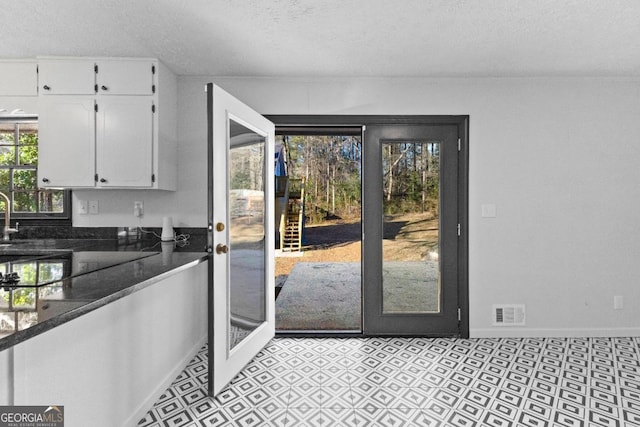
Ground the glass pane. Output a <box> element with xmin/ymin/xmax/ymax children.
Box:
<box><xmin>18</xmin><ymin>145</ymin><xmax>37</xmax><ymax>166</ymax></box>
<box><xmin>13</xmin><ymin>169</ymin><xmax>36</xmax><ymax>190</ymax></box>
<box><xmin>382</xmin><ymin>141</ymin><xmax>441</xmax><ymax>314</ymax></box>
<box><xmin>13</xmin><ymin>191</ymin><xmax>36</xmax><ymax>213</ymax></box>
<box><xmin>18</xmin><ymin>125</ymin><xmax>38</xmax><ymax>165</ymax></box>
<box><xmin>0</xmin><ymin>170</ymin><xmax>9</xmax><ymax>190</ymax></box>
<box><xmin>18</xmin><ymin>123</ymin><xmax>38</xmax><ymax>144</ymax></box>
<box><xmin>0</xmin><ymin>124</ymin><xmax>15</xmax><ymax>145</ymax></box>
<box><xmin>0</xmin><ymin>146</ymin><xmax>15</xmax><ymax>166</ymax></box>
<box><xmin>39</xmin><ymin>190</ymin><xmax>65</xmax><ymax>213</ymax></box>
<box><xmin>228</xmin><ymin>119</ymin><xmax>266</xmax><ymax>350</ymax></box>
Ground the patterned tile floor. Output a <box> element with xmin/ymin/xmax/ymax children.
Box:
<box><xmin>138</xmin><ymin>337</ymin><xmax>640</xmax><ymax>426</ymax></box>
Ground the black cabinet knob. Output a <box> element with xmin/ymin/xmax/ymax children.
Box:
<box><xmin>100</xmin><ymin>178</ymin><xmax>107</xmax><ymax>183</ymax></box>
<box><xmin>42</xmin><ymin>177</ymin><xmax>50</xmax><ymax>183</ymax></box>
<box><xmin>43</xmin><ymin>85</ymin><xmax>51</xmax><ymax>91</ymax></box>
<box><xmin>101</xmin><ymin>85</ymin><xmax>108</xmax><ymax>91</ymax></box>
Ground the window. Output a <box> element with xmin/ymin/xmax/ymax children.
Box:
<box><xmin>0</xmin><ymin>116</ymin><xmax>69</xmax><ymax>220</ymax></box>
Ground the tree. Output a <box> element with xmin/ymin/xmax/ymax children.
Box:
<box><xmin>278</xmin><ymin>134</ymin><xmax>361</xmax><ymax>222</ymax></box>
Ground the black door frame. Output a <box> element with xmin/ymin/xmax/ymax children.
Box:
<box><xmin>267</xmin><ymin>115</ymin><xmax>469</xmax><ymax>338</ymax></box>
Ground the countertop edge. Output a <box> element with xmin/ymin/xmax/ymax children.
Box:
<box><xmin>0</xmin><ymin>253</ymin><xmax>208</xmax><ymax>352</ymax></box>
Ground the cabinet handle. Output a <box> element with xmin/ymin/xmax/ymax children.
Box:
<box><xmin>101</xmin><ymin>85</ymin><xmax>108</xmax><ymax>91</ymax></box>
<box><xmin>43</xmin><ymin>85</ymin><xmax>51</xmax><ymax>91</ymax></box>
<box><xmin>42</xmin><ymin>178</ymin><xmax>50</xmax><ymax>183</ymax></box>
<box><xmin>100</xmin><ymin>178</ymin><xmax>107</xmax><ymax>183</ymax></box>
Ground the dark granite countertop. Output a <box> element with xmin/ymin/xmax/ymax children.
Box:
<box><xmin>0</xmin><ymin>239</ymin><xmax>208</xmax><ymax>351</ymax></box>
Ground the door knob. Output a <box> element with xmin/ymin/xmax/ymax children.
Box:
<box><xmin>216</xmin><ymin>244</ymin><xmax>229</xmax><ymax>254</ymax></box>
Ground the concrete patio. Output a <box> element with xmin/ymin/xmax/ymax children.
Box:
<box><xmin>275</xmin><ymin>261</ymin><xmax>439</xmax><ymax>331</ymax></box>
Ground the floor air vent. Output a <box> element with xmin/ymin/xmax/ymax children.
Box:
<box><xmin>492</xmin><ymin>304</ymin><xmax>525</xmax><ymax>326</ymax></box>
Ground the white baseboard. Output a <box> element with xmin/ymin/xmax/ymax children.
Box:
<box><xmin>125</xmin><ymin>335</ymin><xmax>207</xmax><ymax>427</ymax></box>
<box><xmin>470</xmin><ymin>327</ymin><xmax>640</xmax><ymax>338</ymax></box>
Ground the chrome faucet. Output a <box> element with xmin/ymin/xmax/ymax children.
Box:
<box><xmin>0</xmin><ymin>191</ymin><xmax>18</xmax><ymax>241</ymax></box>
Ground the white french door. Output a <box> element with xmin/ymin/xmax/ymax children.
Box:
<box><xmin>206</xmin><ymin>83</ymin><xmax>275</xmax><ymax>396</ymax></box>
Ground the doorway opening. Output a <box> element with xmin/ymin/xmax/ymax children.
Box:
<box><xmin>274</xmin><ymin>127</ymin><xmax>363</xmax><ymax>332</ymax></box>
<box><xmin>268</xmin><ymin>115</ymin><xmax>469</xmax><ymax>338</ymax></box>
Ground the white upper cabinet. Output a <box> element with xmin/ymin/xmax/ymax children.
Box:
<box><xmin>36</xmin><ymin>57</ymin><xmax>177</xmax><ymax>190</ymax></box>
<box><xmin>96</xmin><ymin>59</ymin><xmax>155</xmax><ymax>96</ymax></box>
<box><xmin>0</xmin><ymin>60</ymin><xmax>38</xmax><ymax>96</ymax></box>
<box><xmin>96</xmin><ymin>97</ymin><xmax>154</xmax><ymax>187</ymax></box>
<box><xmin>38</xmin><ymin>58</ymin><xmax>96</xmax><ymax>95</ymax></box>
<box><xmin>37</xmin><ymin>97</ymin><xmax>96</xmax><ymax>187</ymax></box>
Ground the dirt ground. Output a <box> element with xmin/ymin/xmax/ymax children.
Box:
<box><xmin>275</xmin><ymin>212</ymin><xmax>438</xmax><ymax>277</ymax></box>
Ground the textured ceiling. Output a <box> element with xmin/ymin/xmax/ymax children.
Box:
<box><xmin>2</xmin><ymin>0</ymin><xmax>640</xmax><ymax>77</ymax></box>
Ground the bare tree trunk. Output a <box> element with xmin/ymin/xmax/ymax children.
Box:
<box><xmin>386</xmin><ymin>145</ymin><xmax>410</xmax><ymax>202</ymax></box>
<box><xmin>332</xmin><ymin>163</ymin><xmax>336</xmax><ymax>214</ymax></box>
<box><xmin>326</xmin><ymin>161</ymin><xmax>330</xmax><ymax>211</ymax></box>
<box><xmin>387</xmin><ymin>145</ymin><xmax>393</xmax><ymax>202</ymax></box>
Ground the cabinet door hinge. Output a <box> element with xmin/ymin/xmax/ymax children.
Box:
<box><xmin>152</xmin><ymin>104</ymin><xmax>156</xmax><ymax>113</ymax></box>
<box><xmin>94</xmin><ymin>174</ymin><xmax>99</xmax><ymax>182</ymax></box>
<box><xmin>152</xmin><ymin>65</ymin><xmax>156</xmax><ymax>74</ymax></box>
<box><xmin>151</xmin><ymin>174</ymin><xmax>156</xmax><ymax>183</ymax></box>
<box><xmin>152</xmin><ymin>85</ymin><xmax>156</xmax><ymax>94</ymax></box>
<box><xmin>94</xmin><ymin>65</ymin><xmax>99</xmax><ymax>94</ymax></box>
<box><xmin>94</xmin><ymin>103</ymin><xmax>98</xmax><ymax>113</ymax></box>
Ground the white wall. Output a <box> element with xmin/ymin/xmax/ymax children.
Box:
<box><xmin>4</xmin><ymin>75</ymin><xmax>640</xmax><ymax>337</ymax></box>
<box><xmin>183</xmin><ymin>76</ymin><xmax>640</xmax><ymax>338</ymax></box>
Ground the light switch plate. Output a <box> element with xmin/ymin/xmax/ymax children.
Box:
<box><xmin>134</xmin><ymin>201</ymin><xmax>143</xmax><ymax>217</ymax></box>
<box><xmin>78</xmin><ymin>200</ymin><xmax>88</xmax><ymax>215</ymax></box>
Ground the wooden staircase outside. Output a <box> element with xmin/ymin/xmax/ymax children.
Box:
<box><xmin>279</xmin><ymin>178</ymin><xmax>305</xmax><ymax>252</ymax></box>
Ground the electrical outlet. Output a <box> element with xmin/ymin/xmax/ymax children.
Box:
<box><xmin>89</xmin><ymin>200</ymin><xmax>99</xmax><ymax>214</ymax></box>
<box><xmin>134</xmin><ymin>201</ymin><xmax>144</xmax><ymax>218</ymax></box>
<box><xmin>78</xmin><ymin>200</ymin><xmax>88</xmax><ymax>215</ymax></box>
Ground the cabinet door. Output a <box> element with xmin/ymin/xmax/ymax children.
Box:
<box><xmin>38</xmin><ymin>97</ymin><xmax>96</xmax><ymax>187</ymax></box>
<box><xmin>96</xmin><ymin>60</ymin><xmax>155</xmax><ymax>96</ymax></box>
<box><xmin>0</xmin><ymin>60</ymin><xmax>38</xmax><ymax>96</ymax></box>
<box><xmin>96</xmin><ymin>97</ymin><xmax>154</xmax><ymax>187</ymax></box>
<box><xmin>38</xmin><ymin>59</ymin><xmax>96</xmax><ymax>95</ymax></box>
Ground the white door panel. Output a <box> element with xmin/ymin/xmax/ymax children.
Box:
<box><xmin>206</xmin><ymin>83</ymin><xmax>275</xmax><ymax>396</ymax></box>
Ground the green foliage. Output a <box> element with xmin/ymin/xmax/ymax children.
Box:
<box><xmin>382</xmin><ymin>142</ymin><xmax>440</xmax><ymax>216</ymax></box>
<box><xmin>0</xmin><ymin>126</ymin><xmax>39</xmax><ymax>213</ymax></box>
<box><xmin>281</xmin><ymin>134</ymin><xmax>362</xmax><ymax>222</ymax></box>
<box><xmin>231</xmin><ymin>170</ymin><xmax>251</xmax><ymax>190</ymax></box>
